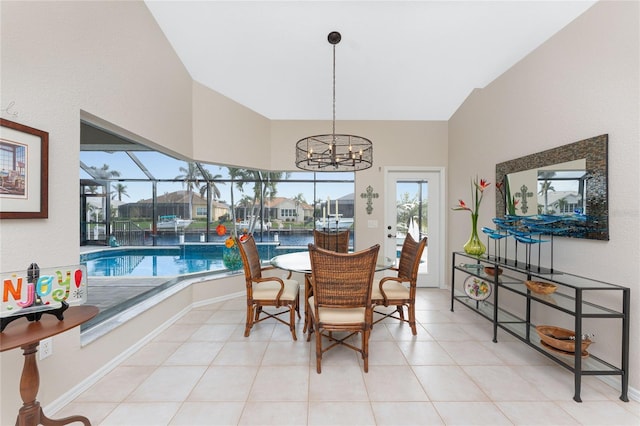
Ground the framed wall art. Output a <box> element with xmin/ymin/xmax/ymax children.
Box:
<box><xmin>0</xmin><ymin>118</ymin><xmax>49</xmax><ymax>219</ymax></box>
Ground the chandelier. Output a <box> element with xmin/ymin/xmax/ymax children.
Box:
<box><xmin>295</xmin><ymin>31</ymin><xmax>373</xmax><ymax>172</ymax></box>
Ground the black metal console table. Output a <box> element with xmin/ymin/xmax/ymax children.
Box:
<box><xmin>450</xmin><ymin>251</ymin><xmax>629</xmax><ymax>402</ymax></box>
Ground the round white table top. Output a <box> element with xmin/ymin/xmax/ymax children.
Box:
<box><xmin>270</xmin><ymin>251</ymin><xmax>395</xmax><ymax>274</ymax></box>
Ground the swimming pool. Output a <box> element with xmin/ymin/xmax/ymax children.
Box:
<box><xmin>81</xmin><ymin>244</ymin><xmax>304</xmax><ymax>277</ymax></box>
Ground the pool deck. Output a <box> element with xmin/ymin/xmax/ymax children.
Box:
<box><xmin>87</xmin><ymin>276</ymin><xmax>173</xmax><ymax>312</ymax></box>
<box><xmin>77</xmin><ymin>243</ymin><xmax>310</xmax><ymax>333</ymax></box>
<box><xmin>80</xmin><ymin>246</ymin><xmax>184</xmax><ymax>323</ymax></box>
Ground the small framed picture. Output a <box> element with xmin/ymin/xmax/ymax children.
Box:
<box><xmin>0</xmin><ymin>119</ymin><xmax>49</xmax><ymax>219</ymax></box>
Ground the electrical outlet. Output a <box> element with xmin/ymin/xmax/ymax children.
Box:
<box><xmin>39</xmin><ymin>337</ymin><xmax>53</xmax><ymax>360</ymax></box>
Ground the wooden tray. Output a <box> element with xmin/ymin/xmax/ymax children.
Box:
<box><xmin>541</xmin><ymin>341</ymin><xmax>589</xmax><ymax>358</ymax></box>
<box><xmin>484</xmin><ymin>266</ymin><xmax>503</xmax><ymax>276</ymax></box>
<box><xmin>525</xmin><ymin>280</ymin><xmax>557</xmax><ymax>294</ymax></box>
<box><xmin>536</xmin><ymin>325</ymin><xmax>592</xmax><ymax>353</ymax></box>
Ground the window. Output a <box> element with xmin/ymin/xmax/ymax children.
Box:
<box><xmin>80</xmin><ymin>129</ymin><xmax>355</xmax><ymax>249</ymax></box>
<box><xmin>79</xmin><ymin>122</ymin><xmax>356</xmax><ymax>331</ymax></box>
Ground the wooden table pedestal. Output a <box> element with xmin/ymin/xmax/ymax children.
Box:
<box><xmin>1</xmin><ymin>306</ymin><xmax>98</xmax><ymax>426</ymax></box>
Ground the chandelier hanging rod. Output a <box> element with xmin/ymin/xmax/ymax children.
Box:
<box><xmin>295</xmin><ymin>31</ymin><xmax>373</xmax><ymax>172</ymax></box>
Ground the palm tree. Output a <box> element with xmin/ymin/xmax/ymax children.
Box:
<box><xmin>89</xmin><ymin>163</ymin><xmax>121</xmax><ymax>180</ymax></box>
<box><xmin>292</xmin><ymin>193</ymin><xmax>306</xmax><ymax>222</ymax></box>
<box><xmin>397</xmin><ymin>193</ymin><xmax>418</xmax><ymax>229</ymax></box>
<box><xmin>85</xmin><ymin>164</ymin><xmax>121</xmax><ymax>226</ymax></box>
<box><xmin>228</xmin><ymin>169</ymin><xmax>288</xmax><ymax>232</ymax></box>
<box><xmin>86</xmin><ymin>201</ymin><xmax>99</xmax><ymax>222</ymax></box>
<box><xmin>175</xmin><ymin>162</ymin><xmax>203</xmax><ymax>220</ymax></box>
<box><xmin>111</xmin><ymin>183</ymin><xmax>129</xmax><ymax>201</ymax></box>
<box><xmin>85</xmin><ymin>185</ymin><xmax>99</xmax><ymax>194</ymax></box>
<box><xmin>236</xmin><ymin>195</ymin><xmax>255</xmax><ymax>228</ymax></box>
<box><xmin>198</xmin><ymin>169</ymin><xmax>223</xmax><ymax>223</ymax></box>
<box><xmin>538</xmin><ymin>171</ymin><xmax>556</xmax><ymax>214</ymax></box>
<box><xmin>556</xmin><ymin>197</ymin><xmax>569</xmax><ymax>214</ymax></box>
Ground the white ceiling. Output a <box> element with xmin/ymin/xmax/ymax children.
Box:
<box><xmin>145</xmin><ymin>1</ymin><xmax>596</xmax><ymax>121</ymax></box>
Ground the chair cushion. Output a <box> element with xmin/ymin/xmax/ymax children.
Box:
<box><xmin>252</xmin><ymin>279</ymin><xmax>299</xmax><ymax>301</ymax></box>
<box><xmin>308</xmin><ymin>296</ymin><xmax>366</xmax><ymax>323</ymax></box>
<box><xmin>371</xmin><ymin>280</ymin><xmax>410</xmax><ymax>301</ymax></box>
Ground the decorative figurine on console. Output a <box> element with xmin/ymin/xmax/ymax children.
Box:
<box><xmin>0</xmin><ymin>263</ymin><xmax>88</xmax><ymax>331</ymax></box>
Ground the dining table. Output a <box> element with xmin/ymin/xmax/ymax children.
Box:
<box><xmin>270</xmin><ymin>250</ymin><xmax>396</xmax><ymax>334</ymax></box>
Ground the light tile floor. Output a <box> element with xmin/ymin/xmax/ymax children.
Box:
<box><xmin>54</xmin><ymin>289</ymin><xmax>639</xmax><ymax>425</ymax></box>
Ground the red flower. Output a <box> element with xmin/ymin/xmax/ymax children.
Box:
<box><xmin>453</xmin><ymin>199</ymin><xmax>471</xmax><ymax>211</ymax></box>
<box><xmin>216</xmin><ymin>224</ymin><xmax>226</xmax><ymax>236</ymax></box>
<box><xmin>452</xmin><ymin>176</ymin><xmax>491</xmax><ymax>217</ymax></box>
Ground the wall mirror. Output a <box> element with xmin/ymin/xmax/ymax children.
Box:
<box><xmin>495</xmin><ymin>134</ymin><xmax>608</xmax><ymax>240</ymax></box>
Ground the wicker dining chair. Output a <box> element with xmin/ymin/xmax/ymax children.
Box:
<box><xmin>313</xmin><ymin>229</ymin><xmax>350</xmax><ymax>253</ymax></box>
<box><xmin>237</xmin><ymin>234</ymin><xmax>300</xmax><ymax>340</ymax></box>
<box><xmin>371</xmin><ymin>233</ymin><xmax>427</xmax><ymax>335</ymax></box>
<box><xmin>307</xmin><ymin>243</ymin><xmax>380</xmax><ymax>373</ymax></box>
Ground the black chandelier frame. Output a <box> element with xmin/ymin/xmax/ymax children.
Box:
<box><xmin>295</xmin><ymin>31</ymin><xmax>373</xmax><ymax>172</ymax></box>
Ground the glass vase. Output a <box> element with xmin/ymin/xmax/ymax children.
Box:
<box><xmin>464</xmin><ymin>214</ymin><xmax>486</xmax><ymax>256</ymax></box>
<box><xmin>222</xmin><ymin>246</ymin><xmax>243</xmax><ymax>271</ymax></box>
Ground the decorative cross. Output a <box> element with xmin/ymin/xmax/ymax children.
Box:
<box><xmin>516</xmin><ymin>184</ymin><xmax>534</xmax><ymax>214</ymax></box>
<box><xmin>360</xmin><ymin>185</ymin><xmax>379</xmax><ymax>215</ymax></box>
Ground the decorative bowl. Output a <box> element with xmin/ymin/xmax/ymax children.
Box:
<box><xmin>535</xmin><ymin>325</ymin><xmax>592</xmax><ymax>353</ymax></box>
<box><xmin>525</xmin><ymin>280</ymin><xmax>557</xmax><ymax>294</ymax></box>
<box><xmin>484</xmin><ymin>266</ymin><xmax>503</xmax><ymax>276</ymax></box>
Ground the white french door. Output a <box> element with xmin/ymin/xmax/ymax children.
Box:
<box><xmin>384</xmin><ymin>168</ymin><xmax>444</xmax><ymax>288</ymax></box>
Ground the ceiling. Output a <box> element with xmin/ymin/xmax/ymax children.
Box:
<box><xmin>145</xmin><ymin>1</ymin><xmax>596</xmax><ymax>121</ymax></box>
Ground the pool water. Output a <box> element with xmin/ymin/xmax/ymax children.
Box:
<box><xmin>85</xmin><ymin>252</ymin><xmax>222</xmax><ymax>277</ymax></box>
<box><xmin>81</xmin><ymin>244</ymin><xmax>305</xmax><ymax>277</ymax></box>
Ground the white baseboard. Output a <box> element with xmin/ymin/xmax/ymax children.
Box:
<box><xmin>598</xmin><ymin>375</ymin><xmax>640</xmax><ymax>403</ymax></box>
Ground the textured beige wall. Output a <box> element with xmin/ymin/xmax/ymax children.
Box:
<box><xmin>270</xmin><ymin>120</ymin><xmax>448</xmax><ymax>172</ymax></box>
<box><xmin>0</xmin><ymin>1</ymin><xmax>193</xmax><ymax>422</ymax></box>
<box><xmin>192</xmin><ymin>81</ymin><xmax>271</xmax><ymax>169</ymax></box>
<box><xmin>448</xmin><ymin>0</ymin><xmax>639</xmax><ymax>395</ymax></box>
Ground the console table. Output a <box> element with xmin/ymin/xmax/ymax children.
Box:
<box><xmin>450</xmin><ymin>252</ymin><xmax>629</xmax><ymax>402</ymax></box>
<box><xmin>0</xmin><ymin>305</ymin><xmax>99</xmax><ymax>426</ymax></box>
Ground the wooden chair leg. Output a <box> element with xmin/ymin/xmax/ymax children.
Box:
<box><xmin>315</xmin><ymin>327</ymin><xmax>322</xmax><ymax>373</ymax></box>
<box><xmin>362</xmin><ymin>330</ymin><xmax>369</xmax><ymax>373</ymax></box>
<box><xmin>397</xmin><ymin>305</ymin><xmax>405</xmax><ymax>320</ymax></box>
<box><xmin>408</xmin><ymin>303</ymin><xmax>417</xmax><ymax>335</ymax></box>
<box><xmin>244</xmin><ymin>304</ymin><xmax>254</xmax><ymax>337</ymax></box>
<box><xmin>303</xmin><ymin>305</ymin><xmax>309</xmax><ymax>334</ymax></box>
<box><xmin>289</xmin><ymin>304</ymin><xmax>297</xmax><ymax>341</ymax></box>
